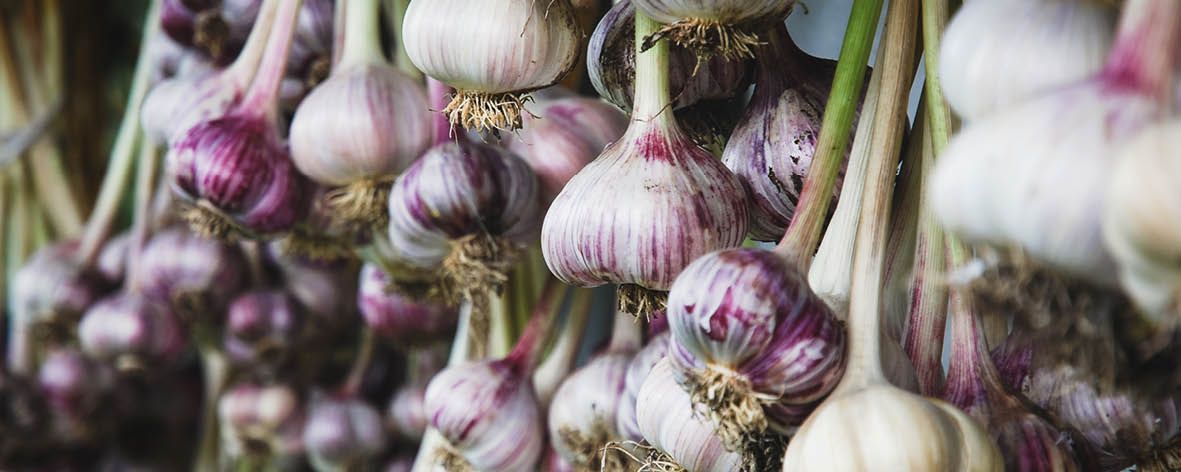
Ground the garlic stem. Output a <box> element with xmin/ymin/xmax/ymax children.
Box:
<box><xmin>534</xmin><ymin>287</ymin><xmax>593</xmax><ymax>407</ymax></box>
<box><xmin>507</xmin><ymin>278</ymin><xmax>570</xmax><ymax>372</ymax></box>
<box><xmin>338</xmin><ymin>0</ymin><xmax>384</xmax><ymax>68</ymax></box>
<box><xmin>774</xmin><ymin>0</ymin><xmax>883</xmax><ymax>270</ymax></box>
<box><xmin>124</xmin><ymin>135</ymin><xmax>160</xmax><ymax>292</ymax></box>
<box><xmin>920</xmin><ymin>0</ymin><xmax>954</xmax><ymax>156</ymax></box>
<box><xmin>942</xmin><ymin>234</ymin><xmax>1015</xmax><ymax>410</ymax></box>
<box><xmin>240</xmin><ymin>0</ymin><xmax>304</xmax><ymax>120</ymax></box>
<box><xmin>194</xmin><ymin>343</ymin><xmax>228</xmax><ymax>472</ymax></box>
<box><xmin>385</xmin><ymin>0</ymin><xmax>422</xmax><ymax>79</ymax></box>
<box><xmin>1102</xmin><ymin>0</ymin><xmax>1181</xmax><ymax>102</ymax></box>
<box><xmin>901</xmin><ymin>103</ymin><xmax>948</xmax><ymax>396</ymax></box>
<box><xmin>839</xmin><ymin>0</ymin><xmax>918</xmax><ymax>393</ymax></box>
<box><xmin>0</xmin><ymin>178</ymin><xmax>8</xmax><ymax>319</ymax></box>
<box><xmin>342</xmin><ymin>327</ymin><xmax>377</xmax><ymax>396</ymax></box>
<box><xmin>76</xmin><ymin>0</ymin><xmax>160</xmax><ymax>265</ymax></box>
<box><xmin>225</xmin><ymin>0</ymin><xmax>281</xmax><ymax>87</ymax></box>
<box><xmin>489</xmin><ymin>291</ymin><xmax>513</xmax><ymax>358</ymax></box>
<box><xmin>608</xmin><ymin>308</ymin><xmax>642</xmax><ymax>352</ymax></box>
<box><xmin>632</xmin><ymin>12</ymin><xmax>674</xmax><ymax>126</ymax></box>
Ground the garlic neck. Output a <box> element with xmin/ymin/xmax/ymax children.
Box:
<box><xmin>240</xmin><ymin>0</ymin><xmax>304</xmax><ymax>120</ymax></box>
<box><xmin>1102</xmin><ymin>0</ymin><xmax>1181</xmax><ymax>102</ymax></box>
<box><xmin>631</xmin><ymin>12</ymin><xmax>675</xmax><ymax>129</ymax></box>
<box><xmin>226</xmin><ymin>0</ymin><xmax>280</xmax><ymax>86</ymax></box>
<box><xmin>338</xmin><ymin>0</ymin><xmax>385</xmax><ymax>69</ymax></box>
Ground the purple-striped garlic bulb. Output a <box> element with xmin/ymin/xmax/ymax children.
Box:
<box><xmin>136</xmin><ymin>227</ymin><xmax>248</xmax><ymax>318</ymax></box>
<box><xmin>289</xmin><ymin>0</ymin><xmax>432</xmax><ymax>230</ymax></box>
<box><xmin>617</xmin><ymin>332</ymin><xmax>670</xmax><ymax>442</ymax></box>
<box><xmin>587</xmin><ymin>0</ymin><xmax>750</xmax><ymax>113</ymax></box>
<box><xmin>541</xmin><ymin>12</ymin><xmax>748</xmax><ymax>317</ymax></box>
<box><xmin>509</xmin><ymin>96</ymin><xmax>628</xmax><ymax>204</ymax></box>
<box><xmin>632</xmin><ymin>0</ymin><xmax>794</xmax><ymax>60</ymax></box>
<box><xmin>402</xmin><ymin>0</ymin><xmax>581</xmax><ymax>132</ymax></box>
<box><xmin>167</xmin><ymin>0</ymin><xmax>309</xmax><ymax>239</ymax></box>
<box><xmin>637</xmin><ymin>358</ymin><xmax>744</xmax><ymax>472</ymax></box>
<box><xmin>160</xmin><ymin>0</ymin><xmax>260</xmax><ymax>64</ymax></box>
<box><xmin>303</xmin><ymin>396</ymin><xmax>388</xmax><ymax>471</ymax></box>
<box><xmin>219</xmin><ymin>382</ymin><xmax>306</xmax><ymax>464</ymax></box>
<box><xmin>547</xmin><ymin>316</ymin><xmax>638</xmax><ymax>468</ymax></box>
<box><xmin>223</xmin><ymin>290</ymin><xmax>303</xmax><ymax>367</ymax></box>
<box><xmin>722</xmin><ymin>26</ymin><xmax>851</xmax><ymax>241</ymax></box>
<box><xmin>358</xmin><ymin>264</ymin><xmax>457</xmax><ymax>346</ymax></box>
<box><xmin>8</xmin><ymin>241</ymin><xmax>114</xmax><ymax>373</ymax></box>
<box><xmin>423</xmin><ymin>305</ymin><xmax>554</xmax><ymax>471</ymax></box>
<box><xmin>665</xmin><ymin>248</ymin><xmax>845</xmax><ymax>452</ymax></box>
<box><xmin>144</xmin><ymin>0</ymin><xmax>278</xmax><ymax>145</ymax></box>
<box><xmin>38</xmin><ymin>349</ymin><xmax>112</xmax><ymax>441</ymax></box>
<box><xmin>385</xmin><ymin>138</ymin><xmax>540</xmax><ymax>303</ymax></box>
<box><xmin>268</xmin><ymin>246</ymin><xmax>360</xmax><ymax>321</ymax></box>
<box><xmin>78</xmin><ymin>293</ymin><xmax>187</xmax><ymax>372</ymax></box>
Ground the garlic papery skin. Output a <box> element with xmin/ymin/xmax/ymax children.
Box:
<box><xmin>636</xmin><ymin>359</ymin><xmax>743</xmax><ymax>472</ymax></box>
<box><xmin>303</xmin><ymin>396</ymin><xmax>388</xmax><ymax>471</ymax></box>
<box><xmin>289</xmin><ymin>0</ymin><xmax>432</xmax><ymax>230</ymax></box>
<box><xmin>402</xmin><ymin>0</ymin><xmax>581</xmax><ymax>132</ymax></box>
<box><xmin>930</xmin><ymin>0</ymin><xmax>1181</xmax><ymax>286</ymax></box>
<box><xmin>358</xmin><ymin>263</ymin><xmax>457</xmax><ymax>345</ymax></box>
<box><xmin>143</xmin><ymin>0</ymin><xmax>279</xmax><ymax>145</ymax></box>
<box><xmin>508</xmin><ymin>96</ymin><xmax>629</xmax><ymax>204</ymax></box>
<box><xmin>166</xmin><ymin>0</ymin><xmax>310</xmax><ymax>239</ymax></box>
<box><xmin>423</xmin><ymin>356</ymin><xmax>544</xmax><ymax>471</ymax></box>
<box><xmin>1103</xmin><ymin>120</ymin><xmax>1181</xmax><ymax>327</ymax></box>
<box><xmin>617</xmin><ymin>332</ymin><xmax>670</xmax><ymax>442</ymax></box>
<box><xmin>78</xmin><ymin>293</ymin><xmax>187</xmax><ymax>371</ymax></box>
<box><xmin>940</xmin><ymin>0</ymin><xmax>1115</xmax><ymax>121</ymax></box>
<box><xmin>665</xmin><ymin>248</ymin><xmax>846</xmax><ymax>449</ymax></box>
<box><xmin>632</xmin><ymin>0</ymin><xmax>793</xmax><ymax>60</ymax></box>
<box><xmin>385</xmin><ymin>138</ymin><xmax>540</xmax><ymax>303</ymax></box>
<box><xmin>587</xmin><ymin>0</ymin><xmax>749</xmax><ymax>113</ymax></box>
<box><xmin>722</xmin><ymin>25</ymin><xmax>851</xmax><ymax>242</ymax></box>
<box><xmin>135</xmin><ymin>227</ymin><xmax>248</xmax><ymax>318</ymax></box>
<box><xmin>547</xmin><ymin>315</ymin><xmax>637</xmax><ymax>469</ymax></box>
<box><xmin>541</xmin><ymin>11</ymin><xmax>749</xmax><ymax>316</ymax></box>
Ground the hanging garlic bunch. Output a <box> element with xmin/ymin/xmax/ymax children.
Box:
<box><xmin>1103</xmin><ymin>120</ymin><xmax>1181</xmax><ymax>328</ymax></box>
<box><xmin>542</xmin><ymin>10</ymin><xmax>749</xmax><ymax>316</ymax></box>
<box><xmin>289</xmin><ymin>0</ymin><xmax>432</xmax><ymax>230</ymax></box>
<box><xmin>587</xmin><ymin>0</ymin><xmax>749</xmax><ymax>114</ymax></box>
<box><xmin>940</xmin><ymin>0</ymin><xmax>1116</xmax><ymax>120</ymax></box>
<box><xmin>508</xmin><ymin>96</ymin><xmax>628</xmax><ymax>205</ymax></box>
<box><xmin>143</xmin><ymin>0</ymin><xmax>278</xmax><ymax>145</ymax></box>
<box><xmin>632</xmin><ymin>0</ymin><xmax>793</xmax><ymax>60</ymax></box>
<box><xmin>166</xmin><ymin>0</ymin><xmax>309</xmax><ymax>239</ymax></box>
<box><xmin>547</xmin><ymin>312</ymin><xmax>640</xmax><ymax>469</ymax></box>
<box><xmin>930</xmin><ymin>0</ymin><xmax>1181</xmax><ymax>287</ymax></box>
<box><xmin>422</xmin><ymin>285</ymin><xmax>561</xmax><ymax>472</ymax></box>
<box><xmin>722</xmin><ymin>25</ymin><xmax>853</xmax><ymax>241</ymax></box>
<box><xmin>784</xmin><ymin>0</ymin><xmax>1001</xmax><ymax>469</ymax></box>
<box><xmin>402</xmin><ymin>0</ymin><xmax>581</xmax><ymax>132</ymax></box>
<box><xmin>636</xmin><ymin>359</ymin><xmax>745</xmax><ymax>472</ymax></box>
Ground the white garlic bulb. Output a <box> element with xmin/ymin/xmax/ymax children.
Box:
<box><xmin>930</xmin><ymin>82</ymin><xmax>1161</xmax><ymax>287</ymax></box>
<box><xmin>547</xmin><ymin>351</ymin><xmax>633</xmax><ymax>468</ymax></box>
<box><xmin>1103</xmin><ymin>120</ymin><xmax>1181</xmax><ymax>326</ymax></box>
<box><xmin>940</xmin><ymin>0</ymin><xmax>1115</xmax><ymax>120</ymax></box>
<box><xmin>637</xmin><ymin>359</ymin><xmax>743</xmax><ymax>472</ymax></box>
<box><xmin>402</xmin><ymin>0</ymin><xmax>581</xmax><ymax>132</ymax></box>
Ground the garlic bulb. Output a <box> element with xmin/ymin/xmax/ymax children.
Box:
<box><xmin>135</xmin><ymin>227</ymin><xmax>248</xmax><ymax>318</ymax></box>
<box><xmin>78</xmin><ymin>293</ymin><xmax>187</xmax><ymax>371</ymax></box>
<box><xmin>940</xmin><ymin>0</ymin><xmax>1115</xmax><ymax>120</ymax></box>
<box><xmin>385</xmin><ymin>137</ymin><xmax>540</xmax><ymax>303</ymax></box>
<box><xmin>387</xmin><ymin>382</ymin><xmax>427</xmax><ymax>441</ymax></box>
<box><xmin>303</xmin><ymin>396</ymin><xmax>388</xmax><ymax>471</ymax></box>
<box><xmin>632</xmin><ymin>0</ymin><xmax>793</xmax><ymax>60</ymax></box>
<box><xmin>666</xmin><ymin>248</ymin><xmax>845</xmax><ymax>449</ymax></box>
<box><xmin>1103</xmin><ymin>120</ymin><xmax>1181</xmax><ymax>327</ymax></box>
<box><xmin>223</xmin><ymin>290</ymin><xmax>303</xmax><ymax>367</ymax></box>
<box><xmin>268</xmin><ymin>246</ymin><xmax>360</xmax><ymax>321</ymax></box>
<box><xmin>617</xmin><ymin>332</ymin><xmax>670</xmax><ymax>442</ymax></box>
<box><xmin>541</xmin><ymin>11</ymin><xmax>748</xmax><ymax>316</ymax></box>
<box><xmin>402</xmin><ymin>0</ymin><xmax>581</xmax><ymax>132</ymax></box>
<box><xmin>358</xmin><ymin>263</ymin><xmax>457</xmax><ymax>345</ymax></box>
<box><xmin>587</xmin><ymin>0</ymin><xmax>749</xmax><ymax>113</ymax></box>
<box><xmin>96</xmin><ymin>232</ymin><xmax>132</xmax><ymax>286</ymax></box>
<box><xmin>930</xmin><ymin>0</ymin><xmax>1178</xmax><ymax>286</ymax></box>
<box><xmin>722</xmin><ymin>26</ymin><xmax>850</xmax><ymax>241</ymax></box>
<box><xmin>289</xmin><ymin>0</ymin><xmax>432</xmax><ymax>229</ymax></box>
<box><xmin>508</xmin><ymin>96</ymin><xmax>628</xmax><ymax>204</ymax></box>
<box><xmin>637</xmin><ymin>359</ymin><xmax>744</xmax><ymax>472</ymax></box>
<box><xmin>167</xmin><ymin>0</ymin><xmax>310</xmax><ymax>239</ymax></box>
<box><xmin>219</xmin><ymin>382</ymin><xmax>306</xmax><ymax>463</ymax></box>
<box><xmin>423</xmin><ymin>356</ymin><xmax>544</xmax><ymax>471</ymax></box>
